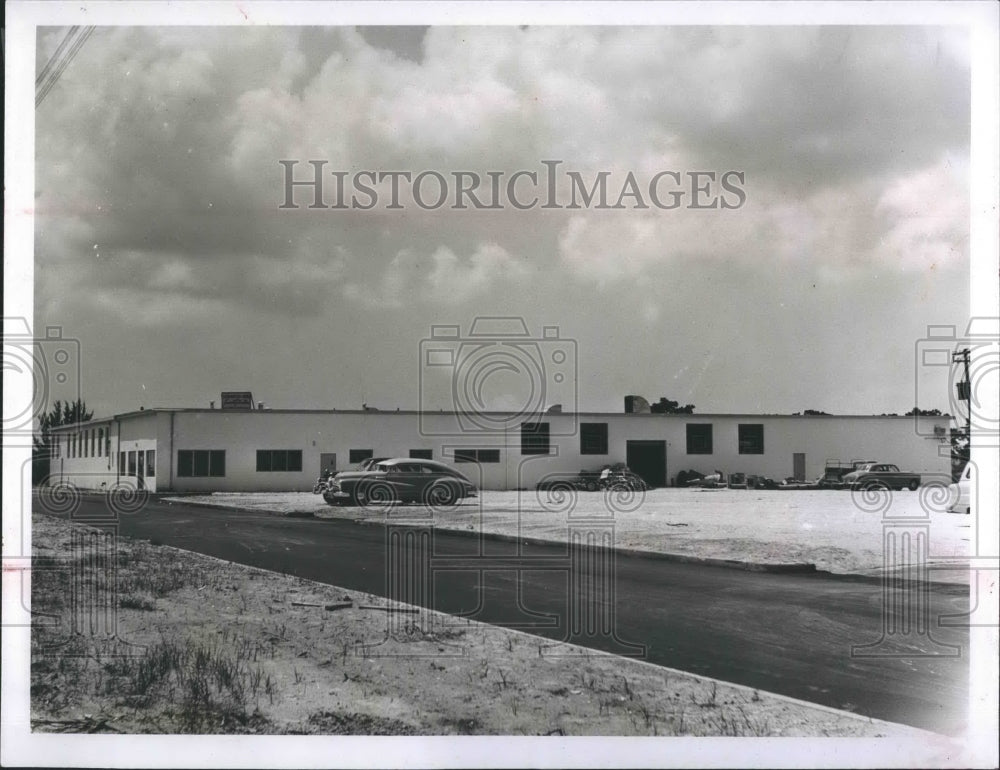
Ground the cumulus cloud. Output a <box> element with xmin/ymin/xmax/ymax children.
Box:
<box><xmin>32</xmin><ymin>24</ymin><xmax>971</xmax><ymax>415</ymax></box>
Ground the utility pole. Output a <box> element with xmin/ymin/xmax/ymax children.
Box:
<box><xmin>952</xmin><ymin>347</ymin><xmax>971</xmax><ymax>436</ymax></box>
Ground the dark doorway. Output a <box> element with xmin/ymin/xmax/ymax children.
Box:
<box><xmin>793</xmin><ymin>453</ymin><xmax>806</xmax><ymax>481</ymax></box>
<box><xmin>626</xmin><ymin>440</ymin><xmax>667</xmax><ymax>488</ymax></box>
<box><xmin>319</xmin><ymin>453</ymin><xmax>337</xmax><ymax>477</ymax></box>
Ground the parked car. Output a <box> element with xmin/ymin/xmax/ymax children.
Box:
<box><xmin>356</xmin><ymin>456</ymin><xmax>390</xmax><ymax>471</ymax></box>
<box><xmin>842</xmin><ymin>463</ymin><xmax>921</xmax><ymax>491</ymax></box>
<box><xmin>947</xmin><ymin>463</ymin><xmax>972</xmax><ymax>514</ymax></box>
<box><xmin>602</xmin><ymin>469</ymin><xmax>649</xmax><ymax>491</ymax></box>
<box><xmin>536</xmin><ymin>470</ymin><xmax>602</xmax><ymax>492</ymax></box>
<box><xmin>323</xmin><ymin>458</ymin><xmax>478</xmax><ymax>507</ymax></box>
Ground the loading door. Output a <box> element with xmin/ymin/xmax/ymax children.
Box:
<box><xmin>626</xmin><ymin>440</ymin><xmax>667</xmax><ymax>488</ymax></box>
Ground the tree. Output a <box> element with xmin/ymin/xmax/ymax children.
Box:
<box><xmin>906</xmin><ymin>407</ymin><xmax>943</xmax><ymax>417</ymax></box>
<box><xmin>32</xmin><ymin>398</ymin><xmax>93</xmax><ymax>485</ymax></box>
<box><xmin>650</xmin><ymin>397</ymin><xmax>695</xmax><ymax>414</ymax></box>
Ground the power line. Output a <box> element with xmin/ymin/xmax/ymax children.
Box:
<box><xmin>36</xmin><ymin>26</ymin><xmax>80</xmax><ymax>87</ymax></box>
<box><xmin>36</xmin><ymin>26</ymin><xmax>95</xmax><ymax>108</ymax></box>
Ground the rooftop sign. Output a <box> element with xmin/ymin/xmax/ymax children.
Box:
<box><xmin>220</xmin><ymin>391</ymin><xmax>254</xmax><ymax>410</ymax></box>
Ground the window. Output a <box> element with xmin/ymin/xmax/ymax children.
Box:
<box><xmin>177</xmin><ymin>450</ymin><xmax>226</xmax><ymax>477</ymax></box>
<box><xmin>91</xmin><ymin>429</ymin><xmax>96</xmax><ymax>457</ymax></box>
<box><xmin>686</xmin><ymin>424</ymin><xmax>713</xmax><ymax>455</ymax></box>
<box><xmin>83</xmin><ymin>431</ymin><xmax>89</xmax><ymax>458</ymax></box>
<box><xmin>137</xmin><ymin>451</ymin><xmax>145</xmax><ymax>476</ymax></box>
<box><xmin>106</xmin><ymin>434</ymin><xmax>111</xmax><ymax>457</ymax></box>
<box><xmin>454</xmin><ymin>449</ymin><xmax>501</xmax><ymax>464</ymax></box>
<box><xmin>349</xmin><ymin>449</ymin><xmax>374</xmax><ymax>465</ymax></box>
<box><xmin>580</xmin><ymin>423</ymin><xmax>609</xmax><ymax>455</ymax></box>
<box><xmin>128</xmin><ymin>451</ymin><xmax>137</xmax><ymax>476</ymax></box>
<box><xmin>409</xmin><ymin>449</ymin><xmax>433</xmax><ymax>460</ymax></box>
<box><xmin>97</xmin><ymin>429</ymin><xmax>104</xmax><ymax>457</ymax></box>
<box><xmin>738</xmin><ymin>424</ymin><xmax>764</xmax><ymax>454</ymax></box>
<box><xmin>520</xmin><ymin>422</ymin><xmax>550</xmax><ymax>455</ymax></box>
<box><xmin>119</xmin><ymin>451</ymin><xmax>125</xmax><ymax>473</ymax></box>
<box><xmin>256</xmin><ymin>449</ymin><xmax>303</xmax><ymax>472</ymax></box>
<box><xmin>146</xmin><ymin>450</ymin><xmax>155</xmax><ymax>477</ymax></box>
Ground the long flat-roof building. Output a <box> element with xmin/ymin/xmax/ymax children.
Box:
<box><xmin>47</xmin><ymin>403</ymin><xmax>953</xmax><ymax>493</ymax></box>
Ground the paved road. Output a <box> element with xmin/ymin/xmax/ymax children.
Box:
<box><xmin>42</xmin><ymin>496</ymin><xmax>969</xmax><ymax>734</ymax></box>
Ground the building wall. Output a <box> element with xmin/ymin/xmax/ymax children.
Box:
<box><xmin>51</xmin><ymin>412</ymin><xmax>164</xmax><ymax>492</ymax></box>
<box><xmin>51</xmin><ymin>409</ymin><xmax>953</xmax><ymax>493</ymax></box>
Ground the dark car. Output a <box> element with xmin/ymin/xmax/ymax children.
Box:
<box><xmin>323</xmin><ymin>458</ymin><xmax>478</xmax><ymax>507</ymax></box>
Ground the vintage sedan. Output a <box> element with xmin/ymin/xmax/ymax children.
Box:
<box><xmin>323</xmin><ymin>458</ymin><xmax>478</xmax><ymax>507</ymax></box>
<box><xmin>842</xmin><ymin>462</ymin><xmax>922</xmax><ymax>491</ymax></box>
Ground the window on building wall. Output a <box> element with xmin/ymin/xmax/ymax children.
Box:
<box><xmin>128</xmin><ymin>451</ymin><xmax>137</xmax><ymax>476</ymax></box>
<box><xmin>520</xmin><ymin>422</ymin><xmax>550</xmax><ymax>455</ymax></box>
<box><xmin>82</xmin><ymin>432</ymin><xmax>87</xmax><ymax>458</ymax></box>
<box><xmin>256</xmin><ymin>450</ymin><xmax>303</xmax><ymax>472</ymax></box>
<box><xmin>106</xmin><ymin>435</ymin><xmax>111</xmax><ymax>457</ymax></box>
<box><xmin>177</xmin><ymin>450</ymin><xmax>226</xmax><ymax>477</ymax></box>
<box><xmin>454</xmin><ymin>449</ymin><xmax>500</xmax><ymax>463</ymax></box>
<box><xmin>91</xmin><ymin>429</ymin><xmax>97</xmax><ymax>457</ymax></box>
<box><xmin>119</xmin><ymin>451</ymin><xmax>125</xmax><ymax>473</ymax></box>
<box><xmin>97</xmin><ymin>429</ymin><xmax>104</xmax><ymax>457</ymax></box>
<box><xmin>409</xmin><ymin>449</ymin><xmax>433</xmax><ymax>460</ymax></box>
<box><xmin>686</xmin><ymin>424</ymin><xmax>714</xmax><ymax>454</ymax></box>
<box><xmin>349</xmin><ymin>449</ymin><xmax>374</xmax><ymax>465</ymax></box>
<box><xmin>580</xmin><ymin>423</ymin><xmax>609</xmax><ymax>455</ymax></box>
<box><xmin>146</xmin><ymin>450</ymin><xmax>156</xmax><ymax>477</ymax></box>
<box><xmin>738</xmin><ymin>424</ymin><xmax>764</xmax><ymax>454</ymax></box>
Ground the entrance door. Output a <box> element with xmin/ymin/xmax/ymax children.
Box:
<box><xmin>319</xmin><ymin>453</ymin><xmax>337</xmax><ymax>477</ymax></box>
<box><xmin>793</xmin><ymin>453</ymin><xmax>806</xmax><ymax>481</ymax></box>
<box><xmin>626</xmin><ymin>440</ymin><xmax>667</xmax><ymax>488</ymax></box>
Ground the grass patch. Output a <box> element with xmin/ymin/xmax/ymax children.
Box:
<box><xmin>100</xmin><ymin>638</ymin><xmax>278</xmax><ymax>732</ymax></box>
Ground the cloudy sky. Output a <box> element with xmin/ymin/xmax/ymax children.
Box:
<box><xmin>33</xmin><ymin>24</ymin><xmax>972</xmax><ymax>419</ymax></box>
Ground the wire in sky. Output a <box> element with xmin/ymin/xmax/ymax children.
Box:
<box><xmin>36</xmin><ymin>26</ymin><xmax>95</xmax><ymax>108</ymax></box>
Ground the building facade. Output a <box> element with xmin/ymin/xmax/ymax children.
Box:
<box><xmin>47</xmin><ymin>406</ymin><xmax>954</xmax><ymax>493</ymax></box>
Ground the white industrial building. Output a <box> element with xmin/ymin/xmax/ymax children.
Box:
<box><xmin>47</xmin><ymin>399</ymin><xmax>954</xmax><ymax>493</ymax></box>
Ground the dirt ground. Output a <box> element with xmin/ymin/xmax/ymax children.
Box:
<box><xmin>169</xmin><ymin>488</ymin><xmax>973</xmax><ymax>581</ymax></box>
<box><xmin>30</xmin><ymin>512</ymin><xmax>932</xmax><ymax>737</ymax></box>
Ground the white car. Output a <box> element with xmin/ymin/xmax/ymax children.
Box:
<box><xmin>947</xmin><ymin>463</ymin><xmax>972</xmax><ymax>514</ymax></box>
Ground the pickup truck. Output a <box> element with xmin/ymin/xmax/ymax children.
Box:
<box><xmin>842</xmin><ymin>463</ymin><xmax>921</xmax><ymax>491</ymax></box>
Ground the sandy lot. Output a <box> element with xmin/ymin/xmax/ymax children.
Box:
<box><xmin>30</xmin><ymin>512</ymin><xmax>933</xmax><ymax>737</ymax></box>
<box><xmin>167</xmin><ymin>488</ymin><xmax>973</xmax><ymax>581</ymax></box>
